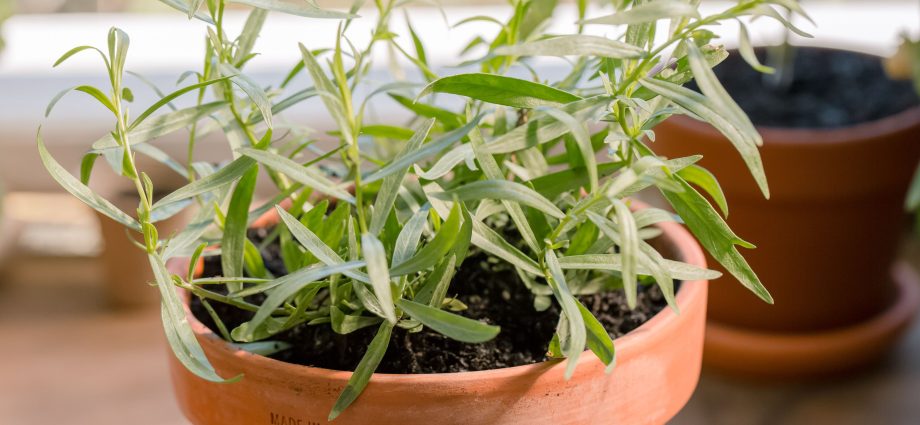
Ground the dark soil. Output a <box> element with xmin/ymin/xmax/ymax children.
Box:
<box><xmin>691</xmin><ymin>47</ymin><xmax>919</xmax><ymax>128</ymax></box>
<box><xmin>192</xmin><ymin>227</ymin><xmax>671</xmax><ymax>374</ymax></box>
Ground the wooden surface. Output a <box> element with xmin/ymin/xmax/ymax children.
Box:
<box><xmin>0</xmin><ymin>205</ymin><xmax>918</xmax><ymax>424</ymax></box>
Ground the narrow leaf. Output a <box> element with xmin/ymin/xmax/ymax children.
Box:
<box><xmin>363</xmin><ymin>116</ymin><xmax>482</xmax><ymax>184</ymax></box>
<box><xmin>150</xmin><ymin>254</ymin><xmax>238</xmax><ymax>383</ymax></box>
<box><xmin>154</xmin><ymin>156</ymin><xmax>256</xmax><ymax>209</ymax></box>
<box><xmin>362</xmin><ymin>233</ymin><xmax>397</xmax><ymax>324</ymax></box>
<box><xmin>220</xmin><ymin>64</ymin><xmax>273</xmax><ymax>128</ymax></box>
<box><xmin>396</xmin><ymin>299</ymin><xmax>499</xmax><ymax>343</ymax></box>
<box><xmin>432</xmin><ymin>180</ymin><xmax>565</xmax><ymax>219</ymax></box>
<box><xmin>557</xmin><ymin>254</ymin><xmax>721</xmax><ymax>280</ymax></box>
<box><xmin>678</xmin><ymin>164</ymin><xmax>729</xmax><ymax>217</ymax></box>
<box><xmin>577</xmin><ymin>300</ymin><xmax>616</xmax><ymax>372</ymax></box>
<box><xmin>37</xmin><ymin>132</ymin><xmax>140</xmax><ymax>231</ymax></box>
<box><xmin>369</xmin><ymin>119</ymin><xmax>435</xmax><ymax>234</ymax></box>
<box><xmin>230</xmin><ymin>0</ymin><xmax>355</xmax><ymax>19</ymax></box>
<box><xmin>221</xmin><ymin>165</ymin><xmax>259</xmax><ymax>291</ymax></box>
<box><xmin>581</xmin><ymin>0</ymin><xmax>700</xmax><ymax>26</ymax></box>
<box><xmin>495</xmin><ymin>35</ymin><xmax>644</xmax><ymax>59</ymax></box>
<box><xmin>418</xmin><ymin>73</ymin><xmax>581</xmax><ymax>109</ymax></box>
<box><xmin>329</xmin><ymin>322</ymin><xmax>393</xmax><ymax>421</ymax></box>
<box><xmin>661</xmin><ymin>175</ymin><xmax>772</xmax><ymax>303</ymax></box>
<box><xmin>238</xmin><ymin>147</ymin><xmax>355</xmax><ymax>203</ymax></box>
<box><xmin>545</xmin><ymin>249</ymin><xmax>586</xmax><ymax>380</ymax></box>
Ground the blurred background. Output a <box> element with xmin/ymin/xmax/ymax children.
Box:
<box><xmin>1</xmin><ymin>1</ymin><xmax>920</xmax><ymax>424</ymax></box>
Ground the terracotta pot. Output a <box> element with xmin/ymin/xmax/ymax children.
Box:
<box><xmin>653</xmin><ymin>65</ymin><xmax>920</xmax><ymax>378</ymax></box>
<box><xmin>96</xmin><ymin>191</ymin><xmax>193</xmax><ymax>310</ymax></box>
<box><xmin>166</xmin><ymin>215</ymin><xmax>710</xmax><ymax>425</ymax></box>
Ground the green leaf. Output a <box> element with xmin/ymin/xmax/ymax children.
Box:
<box><xmin>389</xmin><ymin>203</ymin><xmax>461</xmax><ymax>276</ymax></box>
<box><xmin>556</xmin><ymin>254</ymin><xmax>720</xmax><ymax>280</ymax></box>
<box><xmin>234</xmin><ymin>8</ymin><xmax>268</xmax><ymax>65</ymax></box>
<box><xmin>186</xmin><ymin>0</ymin><xmax>204</xmax><ymax>19</ymax></box>
<box><xmin>661</xmin><ymin>175</ymin><xmax>772</xmax><ymax>303</ymax></box>
<box><xmin>241</xmin><ymin>261</ymin><xmax>365</xmax><ymax>339</ymax></box>
<box><xmin>581</xmin><ymin>0</ymin><xmax>700</xmax><ymax>26</ymax></box>
<box><xmin>750</xmin><ymin>5</ymin><xmax>813</xmax><ymax>38</ymax></box>
<box><xmin>484</xmin><ymin>95</ymin><xmax>610</xmax><ymax>154</ymax></box>
<box><xmin>234</xmin><ymin>259</ymin><xmax>363</xmax><ymax>298</ymax></box>
<box><xmin>678</xmin><ymin>164</ymin><xmax>729</xmax><ymax>217</ymax></box>
<box><xmin>600</xmin><ymin>201</ymin><xmax>639</xmax><ymax>308</ymax></box>
<box><xmin>577</xmin><ymin>300</ymin><xmax>616</xmax><ymax>372</ymax></box>
<box><xmin>639</xmin><ymin>75</ymin><xmax>768</xmax><ymax>198</ymax></box>
<box><xmin>360</xmin><ymin>125</ymin><xmax>414</xmax><ymax>140</ymax></box>
<box><xmin>94</xmin><ymin>101</ymin><xmax>227</xmax><ymax>150</ymax></box>
<box><xmin>230</xmin><ymin>340</ymin><xmax>292</xmax><ymax>356</ymax></box>
<box><xmin>388</xmin><ymin>94</ymin><xmax>464</xmax><ymax>127</ymax></box>
<box><xmin>133</xmin><ymin>143</ymin><xmax>190</xmax><ymax>180</ymax></box>
<box><xmin>276</xmin><ymin>207</ymin><xmax>370</xmax><ymax>283</ymax></box>
<box><xmin>495</xmin><ymin>35</ymin><xmax>644</xmax><ymax>59</ymax></box>
<box><xmin>53</xmin><ymin>45</ymin><xmax>109</xmax><ymax>68</ymax></box>
<box><xmin>329</xmin><ymin>322</ymin><xmax>393</xmax><ymax>421</ymax></box>
<box><xmin>37</xmin><ymin>132</ymin><xmax>140</xmax><ymax>231</ymax></box>
<box><xmin>470</xmin><ymin>220</ymin><xmax>541</xmax><ymax>275</ymax></box>
<box><xmin>154</xmin><ymin>156</ymin><xmax>256</xmax><ymax>210</ymax></box>
<box><xmin>362</xmin><ymin>233</ymin><xmax>397</xmax><ymax>324</ymax></box>
<box><xmin>530</xmin><ymin>162</ymin><xmax>624</xmax><ymax>200</ymax></box>
<box><xmin>415</xmin><ymin>255</ymin><xmax>458</xmax><ymax>307</ymax></box>
<box><xmin>108</xmin><ymin>27</ymin><xmax>130</xmax><ymax>86</ymax></box>
<box><xmin>150</xmin><ymin>254</ymin><xmax>238</xmax><ymax>383</ymax></box>
<box><xmin>130</xmin><ymin>77</ymin><xmax>232</xmax><ymax>129</ymax></box>
<box><xmin>369</xmin><ymin>119</ymin><xmax>435</xmax><ymax>235</ymax></box>
<box><xmin>219</xmin><ymin>64</ymin><xmax>273</xmax><ymax>128</ymax></box>
<box><xmin>45</xmin><ymin>85</ymin><xmax>116</xmax><ymax>117</ymax></box>
<box><xmin>519</xmin><ymin>0</ymin><xmax>557</xmax><ymax>39</ymax></box>
<box><xmin>632</xmin><ymin>208</ymin><xmax>680</xmax><ymax>229</ymax></box>
<box><xmin>331</xmin><ymin>306</ymin><xmax>383</xmax><ymax>334</ymax></box>
<box><xmin>238</xmin><ymin>147</ymin><xmax>355</xmax><ymax>203</ymax></box>
<box><xmin>221</xmin><ymin>165</ymin><xmax>259</xmax><ymax>291</ymax></box>
<box><xmin>541</xmin><ymin>108</ymin><xmax>597</xmax><ymax>192</ymax></box>
<box><xmin>163</xmin><ymin>206</ymin><xmax>221</xmax><ymax>259</ymax></box>
<box><xmin>362</xmin><ymin>115</ymin><xmax>482</xmax><ymax>184</ymax></box>
<box><xmin>396</xmin><ymin>299</ymin><xmax>500</xmax><ymax>343</ymax></box>
<box><xmin>230</xmin><ymin>0</ymin><xmax>355</xmax><ymax>19</ymax></box>
<box><xmin>737</xmin><ymin>23</ymin><xmax>774</xmax><ymax>74</ymax></box>
<box><xmin>79</xmin><ymin>152</ymin><xmax>102</xmax><ymax>185</ymax></box>
<box><xmin>392</xmin><ymin>208</ymin><xmax>429</xmax><ymax>265</ymax></box>
<box><xmin>243</xmin><ymin>238</ymin><xmax>268</xmax><ymax>279</ymax></box>
<box><xmin>544</xmin><ymin>249</ymin><xmax>586</xmax><ymax>380</ymax></box>
<box><xmin>432</xmin><ymin>180</ymin><xmax>565</xmax><ymax>219</ymax></box>
<box><xmin>664</xmin><ymin>42</ymin><xmax>769</xmax><ymax>198</ymax></box>
<box><xmin>299</xmin><ymin>43</ymin><xmax>354</xmax><ymax>143</ymax></box>
<box><xmin>418</xmin><ymin>73</ymin><xmax>581</xmax><ymax>109</ymax></box>
<box><xmin>467</xmin><ymin>129</ymin><xmax>541</xmax><ymax>253</ymax></box>
<box><xmin>157</xmin><ymin>0</ymin><xmax>215</xmax><ymax>23</ymax></box>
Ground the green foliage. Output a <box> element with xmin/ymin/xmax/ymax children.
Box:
<box><xmin>38</xmin><ymin>0</ymin><xmax>813</xmax><ymax>419</ymax></box>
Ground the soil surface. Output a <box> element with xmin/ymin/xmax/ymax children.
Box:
<box><xmin>192</xmin><ymin>227</ymin><xmax>671</xmax><ymax>374</ymax></box>
<box><xmin>690</xmin><ymin>47</ymin><xmax>919</xmax><ymax>128</ymax></box>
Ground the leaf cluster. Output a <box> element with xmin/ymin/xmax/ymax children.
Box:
<box><xmin>38</xmin><ymin>0</ymin><xmax>810</xmax><ymax>420</ymax></box>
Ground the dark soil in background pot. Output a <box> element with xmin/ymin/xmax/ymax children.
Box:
<box><xmin>191</xmin><ymin>226</ymin><xmax>673</xmax><ymax>374</ymax></box>
<box><xmin>689</xmin><ymin>47</ymin><xmax>919</xmax><ymax>128</ymax></box>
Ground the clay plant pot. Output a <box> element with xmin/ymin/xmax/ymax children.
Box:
<box><xmin>165</xmin><ymin>212</ymin><xmax>710</xmax><ymax>425</ymax></box>
<box><xmin>96</xmin><ymin>190</ymin><xmax>193</xmax><ymax>310</ymax></box>
<box><xmin>653</xmin><ymin>49</ymin><xmax>920</xmax><ymax>379</ymax></box>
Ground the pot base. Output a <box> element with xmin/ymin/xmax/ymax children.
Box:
<box><xmin>702</xmin><ymin>261</ymin><xmax>920</xmax><ymax>380</ymax></box>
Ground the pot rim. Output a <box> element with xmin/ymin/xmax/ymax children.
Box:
<box><xmin>178</xmin><ymin>209</ymin><xmax>709</xmax><ymax>385</ymax></box>
<box><xmin>666</xmin><ymin>44</ymin><xmax>920</xmax><ymax>146</ymax></box>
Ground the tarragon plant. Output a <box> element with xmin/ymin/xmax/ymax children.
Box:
<box><xmin>39</xmin><ymin>0</ymin><xmax>809</xmax><ymax>420</ymax></box>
